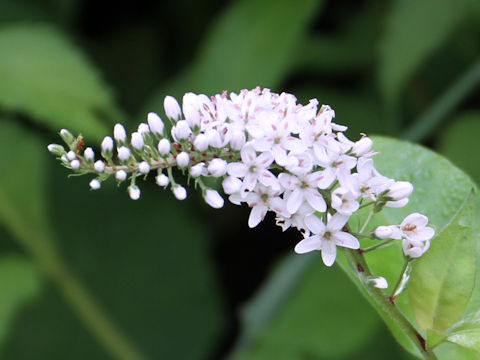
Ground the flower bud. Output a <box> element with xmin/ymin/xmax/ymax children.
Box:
<box><xmin>66</xmin><ymin>150</ymin><xmax>76</xmax><ymax>161</ymax></box>
<box><xmin>183</xmin><ymin>92</ymin><xmax>201</xmax><ymax>128</ymax></box>
<box><xmin>137</xmin><ymin>123</ymin><xmax>150</xmax><ymax>135</ymax></box>
<box><xmin>60</xmin><ymin>129</ymin><xmax>74</xmax><ymax>146</ymax></box>
<box><xmin>128</xmin><ymin>185</ymin><xmax>141</xmax><ymax>200</ymax></box>
<box><xmin>94</xmin><ymin>160</ymin><xmax>105</xmax><ymax>172</ymax></box>
<box><xmin>193</xmin><ymin>134</ymin><xmax>209</xmax><ymax>151</ymax></box>
<box><xmin>375</xmin><ymin>226</ymin><xmax>394</xmax><ymax>239</ymax></box>
<box><xmin>173</xmin><ymin>120</ymin><xmax>191</xmax><ymax>140</ymax></box>
<box><xmin>101</xmin><ymin>136</ymin><xmax>114</xmax><ymax>153</ymax></box>
<box><xmin>352</xmin><ymin>137</ymin><xmax>373</xmax><ymax>156</ymax></box>
<box><xmin>176</xmin><ymin>152</ymin><xmax>190</xmax><ymax>168</ymax></box>
<box><xmin>222</xmin><ymin>176</ymin><xmax>242</xmax><ymax>194</ymax></box>
<box><xmin>47</xmin><ymin>144</ymin><xmax>65</xmax><ymax>156</ymax></box>
<box><xmin>367</xmin><ymin>276</ymin><xmax>388</xmax><ymax>289</ymax></box>
<box><xmin>70</xmin><ymin>160</ymin><xmax>80</xmax><ymax>169</ymax></box>
<box><xmin>117</xmin><ymin>146</ymin><xmax>131</xmax><ymax>162</ymax></box>
<box><xmin>116</xmin><ymin>170</ymin><xmax>127</xmax><ymax>181</ymax></box>
<box><xmin>164</xmin><ymin>95</ymin><xmax>182</xmax><ymax>121</ymax></box>
<box><xmin>403</xmin><ymin>239</ymin><xmax>430</xmax><ymax>258</ymax></box>
<box><xmin>114</xmin><ymin>124</ymin><xmax>127</xmax><ymax>143</ymax></box>
<box><xmin>131</xmin><ymin>132</ymin><xmax>144</xmax><ymax>150</ymax></box>
<box><xmin>157</xmin><ymin>138</ymin><xmax>171</xmax><ymax>155</ymax></box>
<box><xmin>204</xmin><ymin>189</ymin><xmax>224</xmax><ymax>209</ymax></box>
<box><xmin>190</xmin><ymin>163</ymin><xmax>205</xmax><ymax>178</ymax></box>
<box><xmin>89</xmin><ymin>179</ymin><xmax>101</xmax><ymax>190</ymax></box>
<box><xmin>138</xmin><ymin>161</ymin><xmax>150</xmax><ymax>174</ymax></box>
<box><xmin>206</xmin><ymin>129</ymin><xmax>222</xmax><ymax>148</ymax></box>
<box><xmin>173</xmin><ymin>185</ymin><xmax>187</xmax><ymax>200</ymax></box>
<box><xmin>229</xmin><ymin>131</ymin><xmax>246</xmax><ymax>150</ymax></box>
<box><xmin>156</xmin><ymin>173</ymin><xmax>169</xmax><ymax>186</ymax></box>
<box><xmin>207</xmin><ymin>158</ymin><xmax>227</xmax><ymax>177</ymax></box>
<box><xmin>147</xmin><ymin>112</ymin><xmax>164</xmax><ymax>135</ymax></box>
<box><xmin>387</xmin><ymin>181</ymin><xmax>413</xmax><ymax>200</ymax></box>
<box><xmin>84</xmin><ymin>147</ymin><xmax>94</xmax><ymax>161</ymax></box>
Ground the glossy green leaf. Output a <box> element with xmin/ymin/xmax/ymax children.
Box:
<box><xmin>0</xmin><ymin>25</ymin><xmax>123</xmax><ymax>140</ymax></box>
<box><xmin>379</xmin><ymin>0</ymin><xmax>471</xmax><ymax>103</ymax></box>
<box><xmin>338</xmin><ymin>136</ymin><xmax>477</xmax><ymax>357</ymax></box>
<box><xmin>435</xmin><ymin>310</ymin><xmax>480</xmax><ymax>353</ymax></box>
<box><xmin>142</xmin><ymin>0</ymin><xmax>323</xmax><ymax>115</ymax></box>
<box><xmin>409</xmin><ymin>191</ymin><xmax>476</xmax><ymax>333</ymax></box>
<box><xmin>0</xmin><ymin>255</ymin><xmax>42</xmax><ymax>351</ymax></box>
<box><xmin>438</xmin><ymin>112</ymin><xmax>480</xmax><ymax>185</ymax></box>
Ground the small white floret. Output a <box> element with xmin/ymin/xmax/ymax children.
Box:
<box><xmin>375</xmin><ymin>226</ymin><xmax>394</xmax><ymax>239</ymax></box>
<box><xmin>173</xmin><ymin>185</ymin><xmax>187</xmax><ymax>200</ymax></box>
<box><xmin>101</xmin><ymin>136</ymin><xmax>114</xmax><ymax>152</ymax></box>
<box><xmin>131</xmin><ymin>132</ymin><xmax>145</xmax><ymax>150</ymax></box>
<box><xmin>67</xmin><ymin>150</ymin><xmax>76</xmax><ymax>161</ymax></box>
<box><xmin>128</xmin><ymin>185</ymin><xmax>141</xmax><ymax>200</ymax></box>
<box><xmin>190</xmin><ymin>163</ymin><xmax>205</xmax><ymax>178</ymax></box>
<box><xmin>193</xmin><ymin>134</ymin><xmax>209</xmax><ymax>151</ymax></box>
<box><xmin>47</xmin><ymin>144</ymin><xmax>65</xmax><ymax>156</ymax></box>
<box><xmin>173</xmin><ymin>120</ymin><xmax>191</xmax><ymax>140</ymax></box>
<box><xmin>147</xmin><ymin>112</ymin><xmax>164</xmax><ymax>135</ymax></box>
<box><xmin>222</xmin><ymin>176</ymin><xmax>242</xmax><ymax>194</ymax></box>
<box><xmin>164</xmin><ymin>95</ymin><xmax>182</xmax><ymax>121</ymax></box>
<box><xmin>156</xmin><ymin>173</ymin><xmax>169</xmax><ymax>186</ymax></box>
<box><xmin>70</xmin><ymin>159</ymin><xmax>80</xmax><ymax>169</ymax></box>
<box><xmin>388</xmin><ymin>181</ymin><xmax>413</xmax><ymax>200</ymax></box>
<box><xmin>204</xmin><ymin>189</ymin><xmax>224</xmax><ymax>209</ymax></box>
<box><xmin>89</xmin><ymin>179</ymin><xmax>101</xmax><ymax>190</ymax></box>
<box><xmin>176</xmin><ymin>152</ymin><xmax>190</xmax><ymax>168</ymax></box>
<box><xmin>157</xmin><ymin>138</ymin><xmax>171</xmax><ymax>155</ymax></box>
<box><xmin>138</xmin><ymin>161</ymin><xmax>150</xmax><ymax>174</ymax></box>
<box><xmin>94</xmin><ymin>160</ymin><xmax>105</xmax><ymax>172</ymax></box>
<box><xmin>208</xmin><ymin>158</ymin><xmax>227</xmax><ymax>177</ymax></box>
<box><xmin>137</xmin><ymin>123</ymin><xmax>150</xmax><ymax>135</ymax></box>
<box><xmin>117</xmin><ymin>146</ymin><xmax>131</xmax><ymax>162</ymax></box>
<box><xmin>116</xmin><ymin>170</ymin><xmax>127</xmax><ymax>181</ymax></box>
<box><xmin>114</xmin><ymin>124</ymin><xmax>127</xmax><ymax>142</ymax></box>
<box><xmin>84</xmin><ymin>147</ymin><xmax>94</xmax><ymax>161</ymax></box>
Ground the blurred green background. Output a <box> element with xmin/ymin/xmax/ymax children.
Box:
<box><xmin>0</xmin><ymin>0</ymin><xmax>479</xmax><ymax>359</ymax></box>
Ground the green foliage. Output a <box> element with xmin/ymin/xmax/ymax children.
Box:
<box><xmin>0</xmin><ymin>24</ymin><xmax>122</xmax><ymax>141</ymax></box>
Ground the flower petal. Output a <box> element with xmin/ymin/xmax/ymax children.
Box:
<box><xmin>304</xmin><ymin>214</ymin><xmax>326</xmax><ymax>234</ymax></box>
<box><xmin>321</xmin><ymin>240</ymin><xmax>337</xmax><ymax>266</ymax></box>
<box><xmin>248</xmin><ymin>204</ymin><xmax>267</xmax><ymax>228</ymax></box>
<box><xmin>227</xmin><ymin>162</ymin><xmax>248</xmax><ymax>177</ymax></box>
<box><xmin>333</xmin><ymin>231</ymin><xmax>359</xmax><ymax>249</ymax></box>
<box><xmin>286</xmin><ymin>188</ymin><xmax>304</xmax><ymax>214</ymax></box>
<box><xmin>294</xmin><ymin>236</ymin><xmax>322</xmax><ymax>254</ymax></box>
<box><xmin>305</xmin><ymin>189</ymin><xmax>326</xmax><ymax>212</ymax></box>
<box><xmin>327</xmin><ymin>213</ymin><xmax>349</xmax><ymax>231</ymax></box>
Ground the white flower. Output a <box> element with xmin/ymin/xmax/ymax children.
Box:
<box><xmin>116</xmin><ymin>170</ymin><xmax>127</xmax><ymax>181</ymax></box>
<box><xmin>387</xmin><ymin>181</ymin><xmax>413</xmax><ymax>200</ymax></box>
<box><xmin>193</xmin><ymin>134</ymin><xmax>209</xmax><ymax>151</ymax></box>
<box><xmin>70</xmin><ymin>160</ymin><xmax>80</xmax><ymax>169</ymax></box>
<box><xmin>156</xmin><ymin>173</ymin><xmax>169</xmax><ymax>186</ymax></box>
<box><xmin>173</xmin><ymin>185</ymin><xmax>187</xmax><ymax>200</ymax></box>
<box><xmin>182</xmin><ymin>92</ymin><xmax>201</xmax><ymax>128</ymax></box>
<box><xmin>117</xmin><ymin>146</ymin><xmax>131</xmax><ymax>162</ymax></box>
<box><xmin>172</xmin><ymin>120</ymin><xmax>192</xmax><ymax>140</ymax></box>
<box><xmin>244</xmin><ymin>185</ymin><xmax>286</xmax><ymax>228</ymax></box>
<box><xmin>131</xmin><ymin>132</ymin><xmax>144</xmax><ymax>150</ymax></box>
<box><xmin>147</xmin><ymin>112</ymin><xmax>164</xmax><ymax>135</ymax></box>
<box><xmin>138</xmin><ymin>161</ymin><xmax>150</xmax><ymax>174</ymax></box>
<box><xmin>208</xmin><ymin>159</ymin><xmax>227</xmax><ymax>177</ymax></box>
<box><xmin>164</xmin><ymin>95</ymin><xmax>182</xmax><ymax>121</ymax></box>
<box><xmin>351</xmin><ymin>137</ymin><xmax>373</xmax><ymax>156</ymax></box>
<box><xmin>400</xmin><ymin>213</ymin><xmax>435</xmax><ymax>242</ymax></box>
<box><xmin>229</xmin><ymin>131</ymin><xmax>246</xmax><ymax>150</ymax></box>
<box><xmin>176</xmin><ymin>152</ymin><xmax>190</xmax><ymax>168</ymax></box>
<box><xmin>204</xmin><ymin>189</ymin><xmax>224</xmax><ymax>208</ymax></box>
<box><xmin>94</xmin><ymin>160</ymin><xmax>105</xmax><ymax>172</ymax></box>
<box><xmin>294</xmin><ymin>213</ymin><xmax>359</xmax><ymax>266</ymax></box>
<box><xmin>331</xmin><ymin>187</ymin><xmax>359</xmax><ymax>215</ymax></box>
<box><xmin>67</xmin><ymin>150</ymin><xmax>76</xmax><ymax>161</ymax></box>
<box><xmin>222</xmin><ymin>176</ymin><xmax>242</xmax><ymax>194</ymax></box>
<box><xmin>190</xmin><ymin>163</ymin><xmax>206</xmax><ymax>177</ymax></box>
<box><xmin>114</xmin><ymin>123</ymin><xmax>127</xmax><ymax>142</ymax></box>
<box><xmin>128</xmin><ymin>185</ymin><xmax>141</xmax><ymax>200</ymax></box>
<box><xmin>375</xmin><ymin>225</ymin><xmax>395</xmax><ymax>239</ymax></box>
<box><xmin>403</xmin><ymin>238</ymin><xmax>430</xmax><ymax>258</ymax></box>
<box><xmin>226</xmin><ymin>145</ymin><xmax>278</xmax><ymax>193</ymax></box>
<box><xmin>84</xmin><ymin>147</ymin><xmax>94</xmax><ymax>161</ymax></box>
<box><xmin>89</xmin><ymin>179</ymin><xmax>101</xmax><ymax>190</ymax></box>
<box><xmin>157</xmin><ymin>138</ymin><xmax>171</xmax><ymax>155</ymax></box>
<box><xmin>101</xmin><ymin>136</ymin><xmax>114</xmax><ymax>152</ymax></box>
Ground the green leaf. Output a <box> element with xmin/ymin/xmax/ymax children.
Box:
<box><xmin>0</xmin><ymin>25</ymin><xmax>123</xmax><ymax>141</ymax></box>
<box><xmin>338</xmin><ymin>136</ymin><xmax>477</xmax><ymax>357</ymax></box>
<box><xmin>438</xmin><ymin>112</ymin><xmax>480</xmax><ymax>185</ymax></box>
<box><xmin>0</xmin><ymin>255</ymin><xmax>42</xmax><ymax>351</ymax></box>
<box><xmin>409</xmin><ymin>191</ymin><xmax>476</xmax><ymax>333</ymax></box>
<box><xmin>436</xmin><ymin>310</ymin><xmax>480</xmax><ymax>353</ymax></box>
<box><xmin>379</xmin><ymin>0</ymin><xmax>471</xmax><ymax>103</ymax></box>
<box><xmin>142</xmin><ymin>0</ymin><xmax>323</xmax><ymax>115</ymax></box>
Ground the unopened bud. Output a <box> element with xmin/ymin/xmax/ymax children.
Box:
<box><xmin>190</xmin><ymin>163</ymin><xmax>205</xmax><ymax>178</ymax></box>
<box><xmin>60</xmin><ymin>129</ymin><xmax>74</xmax><ymax>146</ymax></box>
<box><xmin>84</xmin><ymin>147</ymin><xmax>94</xmax><ymax>161</ymax></box>
<box><xmin>131</xmin><ymin>132</ymin><xmax>144</xmax><ymax>150</ymax></box>
<box><xmin>138</xmin><ymin>161</ymin><xmax>150</xmax><ymax>174</ymax></box>
<box><xmin>173</xmin><ymin>185</ymin><xmax>187</xmax><ymax>200</ymax></box>
<box><xmin>375</xmin><ymin>226</ymin><xmax>394</xmax><ymax>239</ymax></box>
<box><xmin>47</xmin><ymin>144</ymin><xmax>65</xmax><ymax>156</ymax></box>
<box><xmin>208</xmin><ymin>158</ymin><xmax>227</xmax><ymax>177</ymax></box>
<box><xmin>157</xmin><ymin>138</ymin><xmax>171</xmax><ymax>155</ymax></box>
<box><xmin>164</xmin><ymin>95</ymin><xmax>182</xmax><ymax>121</ymax></box>
<box><xmin>94</xmin><ymin>160</ymin><xmax>105</xmax><ymax>172</ymax></box>
<box><xmin>204</xmin><ymin>189</ymin><xmax>224</xmax><ymax>209</ymax></box>
<box><xmin>173</xmin><ymin>120</ymin><xmax>191</xmax><ymax>140</ymax></box>
<box><xmin>101</xmin><ymin>136</ymin><xmax>114</xmax><ymax>154</ymax></box>
<box><xmin>156</xmin><ymin>173</ymin><xmax>169</xmax><ymax>186</ymax></box>
<box><xmin>114</xmin><ymin>124</ymin><xmax>127</xmax><ymax>143</ymax></box>
<box><xmin>387</xmin><ymin>181</ymin><xmax>413</xmax><ymax>200</ymax></box>
<box><xmin>229</xmin><ymin>131</ymin><xmax>246</xmax><ymax>150</ymax></box>
<box><xmin>222</xmin><ymin>176</ymin><xmax>242</xmax><ymax>194</ymax></box>
<box><xmin>70</xmin><ymin>160</ymin><xmax>80</xmax><ymax>169</ymax></box>
<box><xmin>147</xmin><ymin>112</ymin><xmax>164</xmax><ymax>135</ymax></box>
<box><xmin>176</xmin><ymin>152</ymin><xmax>190</xmax><ymax>168</ymax></box>
<box><xmin>193</xmin><ymin>134</ymin><xmax>209</xmax><ymax>151</ymax></box>
<box><xmin>66</xmin><ymin>151</ymin><xmax>76</xmax><ymax>161</ymax></box>
<box><xmin>117</xmin><ymin>146</ymin><xmax>131</xmax><ymax>162</ymax></box>
<box><xmin>89</xmin><ymin>179</ymin><xmax>101</xmax><ymax>190</ymax></box>
<box><xmin>137</xmin><ymin>123</ymin><xmax>150</xmax><ymax>135</ymax></box>
<box><xmin>352</xmin><ymin>137</ymin><xmax>373</xmax><ymax>156</ymax></box>
<box><xmin>367</xmin><ymin>276</ymin><xmax>388</xmax><ymax>289</ymax></box>
<box><xmin>116</xmin><ymin>170</ymin><xmax>127</xmax><ymax>181</ymax></box>
<box><xmin>128</xmin><ymin>185</ymin><xmax>141</xmax><ymax>200</ymax></box>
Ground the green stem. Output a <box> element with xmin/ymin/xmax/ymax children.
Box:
<box><xmin>359</xmin><ymin>209</ymin><xmax>375</xmax><ymax>233</ymax></box>
<box><xmin>343</xmin><ymin>249</ymin><xmax>437</xmax><ymax>360</ymax></box>
<box><xmin>403</xmin><ymin>59</ymin><xmax>480</xmax><ymax>142</ymax></box>
<box><xmin>389</xmin><ymin>257</ymin><xmax>410</xmax><ymax>300</ymax></box>
<box><xmin>362</xmin><ymin>238</ymin><xmax>395</xmax><ymax>253</ymax></box>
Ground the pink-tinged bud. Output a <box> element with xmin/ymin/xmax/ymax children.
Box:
<box><xmin>352</xmin><ymin>137</ymin><xmax>373</xmax><ymax>156</ymax></box>
<box><xmin>173</xmin><ymin>185</ymin><xmax>187</xmax><ymax>200</ymax></box>
<box><xmin>101</xmin><ymin>136</ymin><xmax>114</xmax><ymax>153</ymax></box>
<box><xmin>193</xmin><ymin>134</ymin><xmax>209</xmax><ymax>151</ymax></box>
<box><xmin>131</xmin><ymin>132</ymin><xmax>144</xmax><ymax>150</ymax></box>
<box><xmin>207</xmin><ymin>159</ymin><xmax>227</xmax><ymax>177</ymax></box>
<box><xmin>176</xmin><ymin>151</ymin><xmax>190</xmax><ymax>168</ymax></box>
<box><xmin>222</xmin><ymin>176</ymin><xmax>242</xmax><ymax>194</ymax></box>
<box><xmin>84</xmin><ymin>147</ymin><xmax>94</xmax><ymax>161</ymax></box>
<box><xmin>117</xmin><ymin>146</ymin><xmax>131</xmax><ymax>162</ymax></box>
<box><xmin>114</xmin><ymin>124</ymin><xmax>127</xmax><ymax>142</ymax></box>
<box><xmin>157</xmin><ymin>138</ymin><xmax>171</xmax><ymax>155</ymax></box>
<box><xmin>116</xmin><ymin>170</ymin><xmax>127</xmax><ymax>181</ymax></box>
<box><xmin>156</xmin><ymin>173</ymin><xmax>169</xmax><ymax>186</ymax></box>
<box><xmin>94</xmin><ymin>160</ymin><xmax>105</xmax><ymax>172</ymax></box>
<box><xmin>164</xmin><ymin>96</ymin><xmax>182</xmax><ymax>121</ymax></box>
<box><xmin>190</xmin><ymin>163</ymin><xmax>205</xmax><ymax>178</ymax></box>
<box><xmin>147</xmin><ymin>112</ymin><xmax>164</xmax><ymax>135</ymax></box>
<box><xmin>128</xmin><ymin>185</ymin><xmax>141</xmax><ymax>200</ymax></box>
<box><xmin>204</xmin><ymin>189</ymin><xmax>224</xmax><ymax>209</ymax></box>
<box><xmin>89</xmin><ymin>179</ymin><xmax>101</xmax><ymax>190</ymax></box>
<box><xmin>229</xmin><ymin>131</ymin><xmax>246</xmax><ymax>150</ymax></box>
<box><xmin>387</xmin><ymin>181</ymin><xmax>413</xmax><ymax>200</ymax></box>
<box><xmin>138</xmin><ymin>161</ymin><xmax>150</xmax><ymax>174</ymax></box>
<box><xmin>173</xmin><ymin>120</ymin><xmax>191</xmax><ymax>140</ymax></box>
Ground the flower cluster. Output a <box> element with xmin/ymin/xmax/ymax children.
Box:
<box><xmin>48</xmin><ymin>87</ymin><xmax>435</xmax><ymax>272</ymax></box>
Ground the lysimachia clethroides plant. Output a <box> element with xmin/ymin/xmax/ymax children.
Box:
<box><xmin>48</xmin><ymin>87</ymin><xmax>479</xmax><ymax>359</ymax></box>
